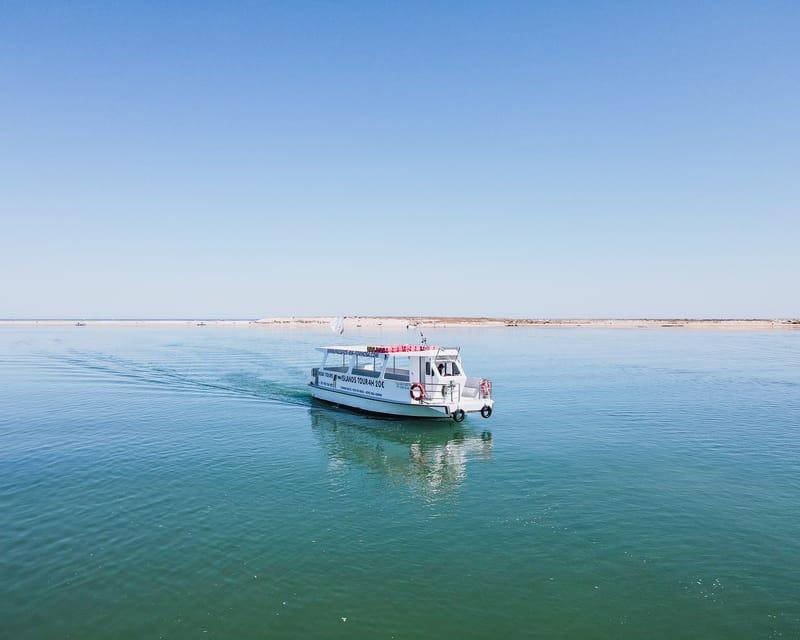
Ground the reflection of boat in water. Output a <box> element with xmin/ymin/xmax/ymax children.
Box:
<box><xmin>310</xmin><ymin>406</ymin><xmax>492</xmax><ymax>495</ymax></box>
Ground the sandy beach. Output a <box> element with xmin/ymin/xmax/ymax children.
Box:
<box><xmin>1</xmin><ymin>317</ymin><xmax>798</xmax><ymax>331</ymax></box>
<box><xmin>254</xmin><ymin>317</ymin><xmax>800</xmax><ymax>331</ymax></box>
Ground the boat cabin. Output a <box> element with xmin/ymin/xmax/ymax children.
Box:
<box><xmin>316</xmin><ymin>344</ymin><xmax>461</xmax><ymax>381</ymax></box>
<box><xmin>314</xmin><ymin>345</ymin><xmax>489</xmax><ymax>401</ymax></box>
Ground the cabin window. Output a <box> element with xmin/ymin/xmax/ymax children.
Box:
<box><xmin>353</xmin><ymin>353</ymin><xmax>382</xmax><ymax>378</ymax></box>
<box><xmin>435</xmin><ymin>360</ymin><xmax>461</xmax><ymax>376</ymax></box>
<box><xmin>384</xmin><ymin>355</ymin><xmax>410</xmax><ymax>382</ymax></box>
<box><xmin>322</xmin><ymin>351</ymin><xmax>350</xmax><ymax>373</ymax></box>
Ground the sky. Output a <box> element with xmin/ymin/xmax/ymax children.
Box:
<box><xmin>1</xmin><ymin>1</ymin><xmax>798</xmax><ymax>319</ymax></box>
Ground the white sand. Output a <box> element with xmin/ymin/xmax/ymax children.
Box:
<box><xmin>1</xmin><ymin>317</ymin><xmax>797</xmax><ymax>330</ymax></box>
<box><xmin>252</xmin><ymin>317</ymin><xmax>799</xmax><ymax>331</ymax></box>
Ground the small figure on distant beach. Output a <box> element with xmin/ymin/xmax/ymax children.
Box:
<box><xmin>330</xmin><ymin>316</ymin><xmax>345</xmax><ymax>335</ymax></box>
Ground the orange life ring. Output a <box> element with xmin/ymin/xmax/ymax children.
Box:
<box><xmin>410</xmin><ymin>383</ymin><xmax>425</xmax><ymax>401</ymax></box>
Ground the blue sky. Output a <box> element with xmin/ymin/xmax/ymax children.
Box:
<box><xmin>1</xmin><ymin>1</ymin><xmax>798</xmax><ymax>318</ymax></box>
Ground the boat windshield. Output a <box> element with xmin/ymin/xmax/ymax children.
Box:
<box><xmin>433</xmin><ymin>359</ymin><xmax>461</xmax><ymax>377</ymax></box>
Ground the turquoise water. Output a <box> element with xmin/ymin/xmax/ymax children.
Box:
<box><xmin>2</xmin><ymin>325</ymin><xmax>799</xmax><ymax>638</ymax></box>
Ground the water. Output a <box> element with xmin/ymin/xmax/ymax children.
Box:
<box><xmin>2</xmin><ymin>325</ymin><xmax>799</xmax><ymax>638</ymax></box>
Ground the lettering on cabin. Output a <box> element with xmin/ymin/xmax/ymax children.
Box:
<box><xmin>319</xmin><ymin>369</ymin><xmax>385</xmax><ymax>393</ymax></box>
<box><xmin>337</xmin><ymin>374</ymin><xmax>384</xmax><ymax>388</ymax></box>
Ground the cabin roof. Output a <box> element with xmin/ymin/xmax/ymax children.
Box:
<box><xmin>318</xmin><ymin>344</ymin><xmax>455</xmax><ymax>357</ymax></box>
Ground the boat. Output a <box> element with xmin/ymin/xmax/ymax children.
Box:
<box><xmin>309</xmin><ymin>343</ymin><xmax>494</xmax><ymax>422</ymax></box>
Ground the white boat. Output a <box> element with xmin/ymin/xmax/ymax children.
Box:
<box><xmin>309</xmin><ymin>344</ymin><xmax>494</xmax><ymax>421</ymax></box>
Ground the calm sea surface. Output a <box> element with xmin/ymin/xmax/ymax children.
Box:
<box><xmin>1</xmin><ymin>325</ymin><xmax>799</xmax><ymax>639</ymax></box>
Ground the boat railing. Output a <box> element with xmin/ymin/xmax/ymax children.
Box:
<box><xmin>385</xmin><ymin>367</ymin><xmax>410</xmax><ymax>382</ymax></box>
<box><xmin>352</xmin><ymin>367</ymin><xmax>381</xmax><ymax>378</ymax></box>
<box><xmin>438</xmin><ymin>382</ymin><xmax>462</xmax><ymax>403</ymax></box>
<box><xmin>465</xmin><ymin>376</ymin><xmax>492</xmax><ymax>399</ymax></box>
<box><xmin>324</xmin><ymin>365</ymin><xmax>349</xmax><ymax>373</ymax></box>
<box><xmin>435</xmin><ymin>377</ymin><xmax>487</xmax><ymax>402</ymax></box>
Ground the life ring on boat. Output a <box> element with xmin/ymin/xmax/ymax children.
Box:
<box><xmin>480</xmin><ymin>379</ymin><xmax>492</xmax><ymax>396</ymax></box>
<box><xmin>410</xmin><ymin>383</ymin><xmax>425</xmax><ymax>401</ymax></box>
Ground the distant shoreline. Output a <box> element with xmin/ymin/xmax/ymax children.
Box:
<box><xmin>1</xmin><ymin>317</ymin><xmax>798</xmax><ymax>331</ymax></box>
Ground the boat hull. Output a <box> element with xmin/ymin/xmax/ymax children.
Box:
<box><xmin>309</xmin><ymin>384</ymin><xmax>453</xmax><ymax>418</ymax></box>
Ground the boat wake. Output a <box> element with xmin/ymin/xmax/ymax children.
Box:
<box><xmin>42</xmin><ymin>349</ymin><xmax>314</xmax><ymax>408</ymax></box>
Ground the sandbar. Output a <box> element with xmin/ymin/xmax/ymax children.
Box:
<box><xmin>1</xmin><ymin>317</ymin><xmax>797</xmax><ymax>331</ymax></box>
